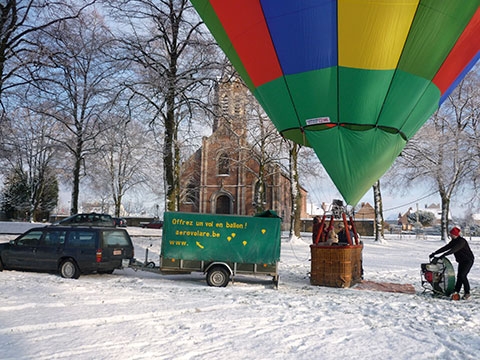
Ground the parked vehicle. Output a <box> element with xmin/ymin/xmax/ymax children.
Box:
<box><xmin>114</xmin><ymin>217</ymin><xmax>127</xmax><ymax>227</ymax></box>
<box><xmin>132</xmin><ymin>211</ymin><xmax>281</xmax><ymax>287</ymax></box>
<box><xmin>142</xmin><ymin>219</ymin><xmax>163</xmax><ymax>229</ymax></box>
<box><xmin>53</xmin><ymin>213</ymin><xmax>115</xmax><ymax>227</ymax></box>
<box><xmin>0</xmin><ymin>226</ymin><xmax>134</xmax><ymax>279</ymax></box>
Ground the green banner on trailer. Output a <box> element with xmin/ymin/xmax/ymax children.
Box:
<box><xmin>162</xmin><ymin>212</ymin><xmax>281</xmax><ymax>264</ymax></box>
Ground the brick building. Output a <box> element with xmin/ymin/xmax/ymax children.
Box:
<box><xmin>179</xmin><ymin>75</ymin><xmax>307</xmax><ymax>224</ymax></box>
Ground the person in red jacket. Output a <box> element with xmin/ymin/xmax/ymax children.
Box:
<box><xmin>430</xmin><ymin>226</ymin><xmax>475</xmax><ymax>300</ymax></box>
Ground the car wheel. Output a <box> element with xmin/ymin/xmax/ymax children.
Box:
<box><xmin>0</xmin><ymin>257</ymin><xmax>4</xmax><ymax>271</ymax></box>
<box><xmin>206</xmin><ymin>266</ymin><xmax>230</xmax><ymax>287</ymax></box>
<box><xmin>60</xmin><ymin>259</ymin><xmax>80</xmax><ymax>279</ymax></box>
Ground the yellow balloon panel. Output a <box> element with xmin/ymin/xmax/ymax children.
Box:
<box><xmin>338</xmin><ymin>0</ymin><xmax>419</xmax><ymax>70</ymax></box>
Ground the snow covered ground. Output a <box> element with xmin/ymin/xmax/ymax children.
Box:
<box><xmin>0</xmin><ymin>223</ymin><xmax>479</xmax><ymax>360</ymax></box>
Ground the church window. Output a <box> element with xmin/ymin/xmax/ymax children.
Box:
<box><xmin>218</xmin><ymin>152</ymin><xmax>230</xmax><ymax>176</ymax></box>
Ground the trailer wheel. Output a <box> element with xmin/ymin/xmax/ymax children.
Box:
<box><xmin>206</xmin><ymin>266</ymin><xmax>230</xmax><ymax>287</ymax></box>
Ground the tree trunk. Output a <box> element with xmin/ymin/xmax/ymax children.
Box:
<box><xmin>290</xmin><ymin>143</ymin><xmax>302</xmax><ymax>237</ymax></box>
<box><xmin>164</xmin><ymin>85</ymin><xmax>177</xmax><ymax>212</ymax></box>
<box><xmin>71</xmin><ymin>156</ymin><xmax>82</xmax><ymax>214</ymax></box>
<box><xmin>174</xmin><ymin>127</ymin><xmax>181</xmax><ymax>211</ymax></box>
<box><xmin>373</xmin><ymin>180</ymin><xmax>385</xmax><ymax>242</ymax></box>
<box><xmin>440</xmin><ymin>191</ymin><xmax>450</xmax><ymax>242</ymax></box>
<box><xmin>115</xmin><ymin>194</ymin><xmax>122</xmax><ymax>217</ymax></box>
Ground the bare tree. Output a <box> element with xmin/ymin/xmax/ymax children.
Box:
<box><xmin>89</xmin><ymin>114</ymin><xmax>153</xmax><ymax>216</ymax></box>
<box><xmin>245</xmin><ymin>97</ymin><xmax>309</xmax><ymax>238</ymax></box>
<box><xmin>0</xmin><ymin>107</ymin><xmax>60</xmax><ymax>221</ymax></box>
<box><xmin>103</xmin><ymin>0</ymin><xmax>221</xmax><ymax>212</ymax></box>
<box><xmin>247</xmin><ymin>109</ymin><xmax>282</xmax><ymax>212</ymax></box>
<box><xmin>395</xmin><ymin>69</ymin><xmax>480</xmax><ymax>240</ymax></box>
<box><xmin>31</xmin><ymin>9</ymin><xmax>125</xmax><ymax>214</ymax></box>
<box><xmin>244</xmin><ymin>97</ymin><xmax>290</xmax><ymax>213</ymax></box>
<box><xmin>0</xmin><ymin>0</ymin><xmax>95</xmax><ymax>113</ymax></box>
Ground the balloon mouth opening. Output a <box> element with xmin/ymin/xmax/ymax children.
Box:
<box><xmin>281</xmin><ymin>123</ymin><xmax>407</xmax><ymax>146</ymax></box>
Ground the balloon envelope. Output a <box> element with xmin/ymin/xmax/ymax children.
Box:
<box><xmin>191</xmin><ymin>0</ymin><xmax>480</xmax><ymax>205</ymax></box>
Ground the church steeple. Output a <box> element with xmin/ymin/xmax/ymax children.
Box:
<box><xmin>212</xmin><ymin>68</ymin><xmax>248</xmax><ymax>138</ymax></box>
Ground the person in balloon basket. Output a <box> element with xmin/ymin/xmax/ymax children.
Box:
<box><xmin>429</xmin><ymin>226</ymin><xmax>474</xmax><ymax>300</ymax></box>
<box><xmin>325</xmin><ymin>226</ymin><xmax>339</xmax><ymax>246</ymax></box>
<box><xmin>337</xmin><ymin>223</ymin><xmax>354</xmax><ymax>245</ymax></box>
<box><xmin>312</xmin><ymin>216</ymin><xmax>321</xmax><ymax>244</ymax></box>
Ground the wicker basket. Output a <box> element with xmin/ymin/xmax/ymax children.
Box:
<box><xmin>310</xmin><ymin>244</ymin><xmax>363</xmax><ymax>288</ymax></box>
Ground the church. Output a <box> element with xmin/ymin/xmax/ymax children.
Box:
<box><xmin>178</xmin><ymin>74</ymin><xmax>307</xmax><ymax>226</ymax></box>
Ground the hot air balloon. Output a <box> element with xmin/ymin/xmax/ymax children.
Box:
<box><xmin>191</xmin><ymin>0</ymin><xmax>480</xmax><ymax>205</ymax></box>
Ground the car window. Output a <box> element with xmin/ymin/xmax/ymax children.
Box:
<box><xmin>68</xmin><ymin>230</ymin><xmax>97</xmax><ymax>248</ymax></box>
<box><xmin>16</xmin><ymin>230</ymin><xmax>43</xmax><ymax>246</ymax></box>
<box><xmin>103</xmin><ymin>231</ymin><xmax>131</xmax><ymax>247</ymax></box>
<box><xmin>41</xmin><ymin>230</ymin><xmax>67</xmax><ymax>246</ymax></box>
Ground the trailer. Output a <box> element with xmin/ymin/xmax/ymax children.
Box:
<box><xmin>136</xmin><ymin>211</ymin><xmax>282</xmax><ymax>288</ymax></box>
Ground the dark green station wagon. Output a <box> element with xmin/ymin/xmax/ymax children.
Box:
<box><xmin>0</xmin><ymin>226</ymin><xmax>134</xmax><ymax>279</ymax></box>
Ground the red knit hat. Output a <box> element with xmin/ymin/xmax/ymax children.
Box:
<box><xmin>450</xmin><ymin>226</ymin><xmax>461</xmax><ymax>237</ymax></box>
